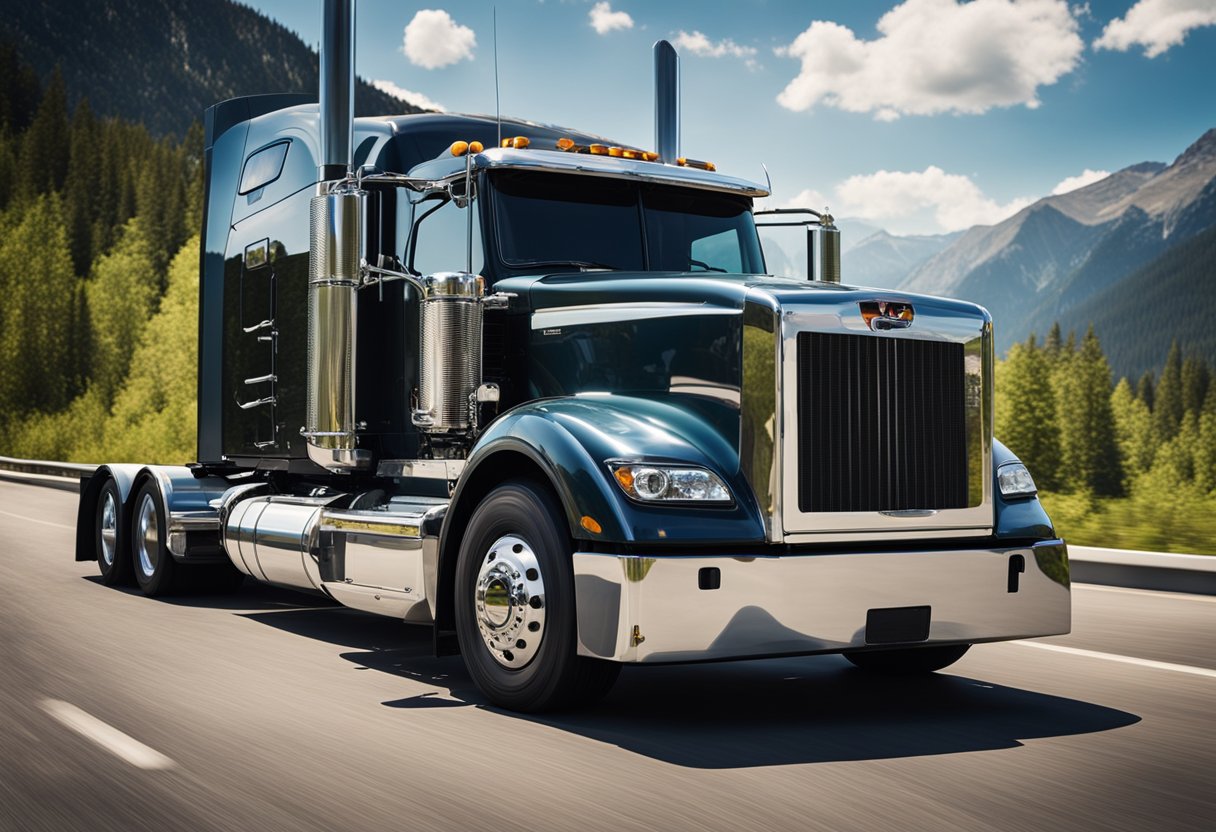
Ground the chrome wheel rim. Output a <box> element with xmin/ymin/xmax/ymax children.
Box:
<box><xmin>99</xmin><ymin>491</ymin><xmax>117</xmax><ymax>568</ymax></box>
<box><xmin>136</xmin><ymin>493</ymin><xmax>159</xmax><ymax>579</ymax></box>
<box><xmin>474</xmin><ymin>535</ymin><xmax>546</xmax><ymax>670</ymax></box>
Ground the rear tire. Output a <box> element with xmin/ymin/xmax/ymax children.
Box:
<box><xmin>95</xmin><ymin>478</ymin><xmax>133</xmax><ymax>586</ymax></box>
<box><xmin>844</xmin><ymin>643</ymin><xmax>970</xmax><ymax>674</ymax></box>
<box><xmin>455</xmin><ymin>480</ymin><xmax>619</xmax><ymax>712</ymax></box>
<box><xmin>131</xmin><ymin>480</ymin><xmax>178</xmax><ymax>596</ymax></box>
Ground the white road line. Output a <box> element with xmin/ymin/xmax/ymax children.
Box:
<box><xmin>0</xmin><ymin>508</ymin><xmax>74</xmax><ymax>531</ymax></box>
<box><xmin>40</xmin><ymin>700</ymin><xmax>175</xmax><ymax>770</ymax></box>
<box><xmin>1014</xmin><ymin>641</ymin><xmax>1216</xmax><ymax>680</ymax></box>
<box><xmin>1074</xmin><ymin>583</ymin><xmax>1216</xmax><ymax>604</ymax></box>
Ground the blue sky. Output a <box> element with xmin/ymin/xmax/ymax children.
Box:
<box><xmin>250</xmin><ymin>0</ymin><xmax>1216</xmax><ymax>234</ymax></box>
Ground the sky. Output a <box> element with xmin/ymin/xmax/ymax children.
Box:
<box><xmin>249</xmin><ymin>0</ymin><xmax>1216</xmax><ymax>235</ymax></box>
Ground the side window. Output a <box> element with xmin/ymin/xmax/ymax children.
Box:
<box><xmin>690</xmin><ymin>229</ymin><xmax>743</xmax><ymax>273</ymax></box>
<box><xmin>411</xmin><ymin>197</ymin><xmax>484</xmax><ymax>276</ymax></box>
<box><xmin>239</xmin><ymin>141</ymin><xmax>290</xmax><ymax>195</ymax></box>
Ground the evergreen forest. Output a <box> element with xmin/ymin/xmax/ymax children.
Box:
<box><xmin>1</xmin><ymin>50</ymin><xmax>1213</xmax><ymax>554</ymax></box>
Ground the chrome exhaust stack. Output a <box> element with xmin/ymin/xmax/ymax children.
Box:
<box><xmin>304</xmin><ymin>0</ymin><xmax>369</xmax><ymax>470</ymax></box>
<box><xmin>654</xmin><ymin>40</ymin><xmax>679</xmax><ymax>164</ymax></box>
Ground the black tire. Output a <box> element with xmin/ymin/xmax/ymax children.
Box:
<box><xmin>130</xmin><ymin>480</ymin><xmax>178</xmax><ymax>596</ymax></box>
<box><xmin>454</xmin><ymin>480</ymin><xmax>619</xmax><ymax>712</ymax></box>
<box><xmin>844</xmin><ymin>643</ymin><xmax>971</xmax><ymax>675</ymax></box>
<box><xmin>95</xmin><ymin>478</ymin><xmax>134</xmax><ymax>586</ymax></box>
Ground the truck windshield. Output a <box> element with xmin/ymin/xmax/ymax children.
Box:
<box><xmin>491</xmin><ymin>170</ymin><xmax>765</xmax><ymax>274</ymax></box>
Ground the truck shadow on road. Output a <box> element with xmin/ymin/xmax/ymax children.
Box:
<box><xmin>215</xmin><ymin>583</ymin><xmax>1142</xmax><ymax>769</ymax></box>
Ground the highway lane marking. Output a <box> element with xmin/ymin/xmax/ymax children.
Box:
<box><xmin>1015</xmin><ymin>641</ymin><xmax>1216</xmax><ymax>680</ymax></box>
<box><xmin>1074</xmin><ymin>583</ymin><xmax>1216</xmax><ymax>604</ymax></box>
<box><xmin>40</xmin><ymin>699</ymin><xmax>175</xmax><ymax>770</ymax></box>
<box><xmin>0</xmin><ymin>508</ymin><xmax>74</xmax><ymax>531</ymax></box>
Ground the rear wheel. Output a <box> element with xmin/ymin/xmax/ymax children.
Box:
<box><xmin>131</xmin><ymin>481</ymin><xmax>178</xmax><ymax>596</ymax></box>
<box><xmin>844</xmin><ymin>643</ymin><xmax>970</xmax><ymax>674</ymax></box>
<box><xmin>95</xmin><ymin>479</ymin><xmax>133</xmax><ymax>586</ymax></box>
<box><xmin>455</xmin><ymin>480</ymin><xmax>619</xmax><ymax>712</ymax></box>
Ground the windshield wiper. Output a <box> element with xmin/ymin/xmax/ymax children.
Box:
<box><xmin>510</xmin><ymin>259</ymin><xmax>619</xmax><ymax>271</ymax></box>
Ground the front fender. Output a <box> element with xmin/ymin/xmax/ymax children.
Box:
<box><xmin>992</xmin><ymin>438</ymin><xmax>1056</xmax><ymax>540</ymax></box>
<box><xmin>460</xmin><ymin>396</ymin><xmax>766</xmax><ymax>545</ymax></box>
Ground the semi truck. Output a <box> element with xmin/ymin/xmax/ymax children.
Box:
<box><xmin>74</xmin><ymin>0</ymin><xmax>1070</xmax><ymax>712</ymax></box>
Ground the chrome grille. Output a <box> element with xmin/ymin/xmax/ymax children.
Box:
<box><xmin>795</xmin><ymin>332</ymin><xmax>968</xmax><ymax>513</ymax></box>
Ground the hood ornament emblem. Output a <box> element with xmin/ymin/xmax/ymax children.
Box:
<box><xmin>860</xmin><ymin>301</ymin><xmax>914</xmax><ymax>330</ymax></box>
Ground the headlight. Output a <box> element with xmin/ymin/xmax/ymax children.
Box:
<box><xmin>609</xmin><ymin>462</ymin><xmax>732</xmax><ymax>504</ymax></box>
<box><xmin>997</xmin><ymin>462</ymin><xmax>1037</xmax><ymax>498</ymax></box>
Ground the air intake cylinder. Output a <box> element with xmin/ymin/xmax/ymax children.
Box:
<box><xmin>810</xmin><ymin>224</ymin><xmax>841</xmax><ymax>284</ymax></box>
<box><xmin>305</xmin><ymin>190</ymin><xmax>366</xmax><ymax>468</ymax></box>
<box><xmin>413</xmin><ymin>273</ymin><xmax>483</xmax><ymax>433</ymax></box>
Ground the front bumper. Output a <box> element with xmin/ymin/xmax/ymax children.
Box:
<box><xmin>572</xmin><ymin>540</ymin><xmax>1070</xmax><ymax>663</ymax></box>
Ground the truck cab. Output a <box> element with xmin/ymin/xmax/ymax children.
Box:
<box><xmin>75</xmin><ymin>12</ymin><xmax>1069</xmax><ymax>713</ymax></box>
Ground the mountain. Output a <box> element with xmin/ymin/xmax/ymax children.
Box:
<box><xmin>843</xmin><ymin>229</ymin><xmax>961</xmax><ymax>289</ymax></box>
<box><xmin>902</xmin><ymin>130</ymin><xmax>1216</xmax><ymax>361</ymax></box>
<box><xmin>0</xmin><ymin>0</ymin><xmax>422</xmax><ymax>137</ymax></box>
<box><xmin>1074</xmin><ymin>223</ymin><xmax>1216</xmax><ymax>381</ymax></box>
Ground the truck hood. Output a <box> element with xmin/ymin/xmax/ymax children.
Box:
<box><xmin>496</xmin><ymin>271</ymin><xmax>991</xmax><ymax>322</ymax></box>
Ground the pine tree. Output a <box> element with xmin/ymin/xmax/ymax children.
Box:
<box><xmin>65</xmin><ymin>98</ymin><xmax>99</xmax><ymax>275</ymax></box>
<box><xmin>1154</xmin><ymin>341</ymin><xmax>1185</xmax><ymax>441</ymax></box>
<box><xmin>1057</xmin><ymin>326</ymin><xmax>1122</xmax><ymax>496</ymax></box>
<box><xmin>14</xmin><ymin>67</ymin><xmax>70</xmax><ymax>201</ymax></box>
<box><xmin>1044</xmin><ymin>322</ymin><xmax>1063</xmax><ymax>359</ymax></box>
<box><xmin>1195</xmin><ymin>388</ymin><xmax>1216</xmax><ymax>494</ymax></box>
<box><xmin>996</xmin><ymin>338</ymin><xmax>1061</xmax><ymax>490</ymax></box>
<box><xmin>1111</xmin><ymin>377</ymin><xmax>1157</xmax><ymax>483</ymax></box>
<box><xmin>1136</xmin><ymin>370</ymin><xmax>1155</xmax><ymax>411</ymax></box>
<box><xmin>1181</xmin><ymin>355</ymin><xmax>1211</xmax><ymax>418</ymax></box>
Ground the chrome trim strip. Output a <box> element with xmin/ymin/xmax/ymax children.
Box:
<box><xmin>531</xmin><ymin>302</ymin><xmax>740</xmax><ymax>330</ymax></box>
<box><xmin>573</xmin><ymin>540</ymin><xmax>1070</xmax><ymax>663</ymax></box>
<box><xmin>375</xmin><ymin>458</ymin><xmax>467</xmax><ymax>480</ymax></box>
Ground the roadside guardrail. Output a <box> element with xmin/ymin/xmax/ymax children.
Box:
<box><xmin>2</xmin><ymin>454</ymin><xmax>1212</xmax><ymax>594</ymax></box>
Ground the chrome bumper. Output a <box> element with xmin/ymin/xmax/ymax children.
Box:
<box><xmin>572</xmin><ymin>540</ymin><xmax>1070</xmax><ymax>663</ymax></box>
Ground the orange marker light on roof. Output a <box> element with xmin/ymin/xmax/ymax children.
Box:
<box><xmin>469</xmin><ymin>140</ymin><xmax>484</xmax><ymax>153</ymax></box>
<box><xmin>641</xmin><ymin>151</ymin><xmax>659</xmax><ymax>162</ymax></box>
<box><xmin>589</xmin><ymin>144</ymin><xmax>608</xmax><ymax>155</ymax></box>
<box><xmin>556</xmin><ymin>137</ymin><xmax>575</xmax><ymax>151</ymax></box>
<box><xmin>512</xmin><ymin>136</ymin><xmax>530</xmax><ymax>149</ymax></box>
<box><xmin>622</xmin><ymin>149</ymin><xmax>640</xmax><ymax>159</ymax></box>
<box><xmin>501</xmin><ymin>138</ymin><xmax>512</xmax><ymax>148</ymax></box>
<box><xmin>608</xmin><ymin>146</ymin><xmax>624</xmax><ymax>157</ymax></box>
<box><xmin>450</xmin><ymin>141</ymin><xmax>470</xmax><ymax>157</ymax></box>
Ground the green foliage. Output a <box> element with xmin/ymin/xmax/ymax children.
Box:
<box><xmin>996</xmin><ymin>323</ymin><xmax>1216</xmax><ymax>553</ymax></box>
<box><xmin>995</xmin><ymin>336</ymin><xmax>1060</xmax><ymax>490</ymax></box>
<box><xmin>86</xmin><ymin>219</ymin><xmax>159</xmax><ymax>406</ymax></box>
<box><xmin>0</xmin><ymin>193</ymin><xmax>78</xmax><ymax>423</ymax></box>
<box><xmin>1055</xmin><ymin>326</ymin><xmax>1122</xmax><ymax>496</ymax></box>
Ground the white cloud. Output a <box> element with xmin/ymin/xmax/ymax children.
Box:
<box><xmin>402</xmin><ymin>9</ymin><xmax>476</xmax><ymax>69</ymax></box>
<box><xmin>775</xmin><ymin>0</ymin><xmax>1084</xmax><ymax>120</ymax></box>
<box><xmin>1094</xmin><ymin>0</ymin><xmax>1216</xmax><ymax>58</ymax></box>
<box><xmin>589</xmin><ymin>2</ymin><xmax>633</xmax><ymax>35</ymax></box>
<box><xmin>371</xmin><ymin>79</ymin><xmax>446</xmax><ymax>112</ymax></box>
<box><xmin>772</xmin><ymin>168</ymin><xmax>1031</xmax><ymax>234</ymax></box>
<box><xmin>672</xmin><ymin>30</ymin><xmax>758</xmax><ymax>66</ymax></box>
<box><xmin>1051</xmin><ymin>168</ymin><xmax>1110</xmax><ymax>195</ymax></box>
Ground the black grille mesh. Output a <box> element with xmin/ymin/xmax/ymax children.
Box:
<box><xmin>796</xmin><ymin>332</ymin><xmax>968</xmax><ymax>513</ymax></box>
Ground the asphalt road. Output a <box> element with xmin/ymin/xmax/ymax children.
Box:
<box><xmin>1</xmin><ymin>478</ymin><xmax>1213</xmax><ymax>832</ymax></box>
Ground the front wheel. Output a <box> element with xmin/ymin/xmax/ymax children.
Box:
<box><xmin>844</xmin><ymin>643</ymin><xmax>970</xmax><ymax>674</ymax></box>
<box><xmin>454</xmin><ymin>480</ymin><xmax>619</xmax><ymax>712</ymax></box>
